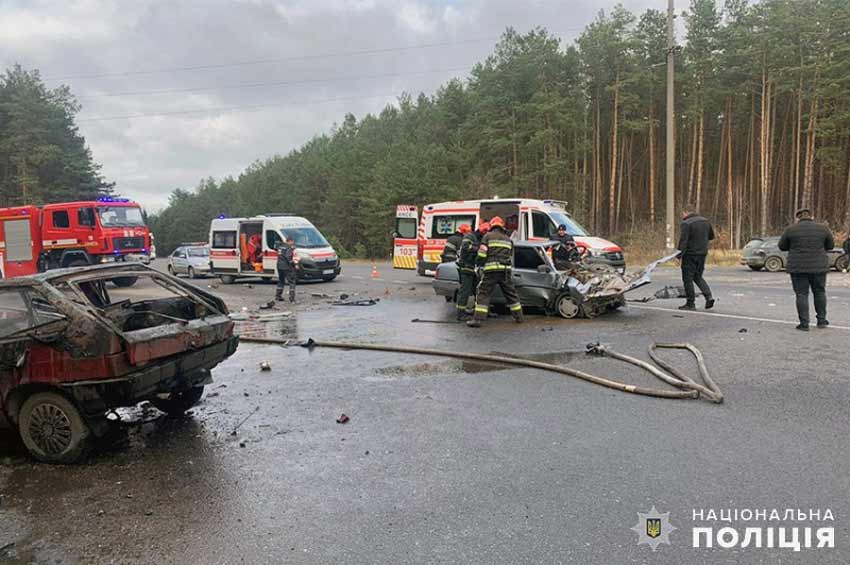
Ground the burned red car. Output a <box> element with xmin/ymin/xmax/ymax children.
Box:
<box><xmin>0</xmin><ymin>263</ymin><xmax>238</xmax><ymax>463</ymax></box>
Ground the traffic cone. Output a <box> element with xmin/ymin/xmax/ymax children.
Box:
<box><xmin>371</xmin><ymin>264</ymin><xmax>379</xmax><ymax>279</ymax></box>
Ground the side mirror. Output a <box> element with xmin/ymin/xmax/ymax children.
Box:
<box><xmin>537</xmin><ymin>264</ymin><xmax>552</xmax><ymax>274</ymax></box>
<box><xmin>392</xmin><ymin>232</ymin><xmax>399</xmax><ymax>238</ymax></box>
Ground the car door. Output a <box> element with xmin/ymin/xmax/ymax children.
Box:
<box><xmin>172</xmin><ymin>248</ymin><xmax>187</xmax><ymax>274</ymax></box>
<box><xmin>0</xmin><ymin>289</ymin><xmax>35</xmax><ymax>394</ymax></box>
<box><xmin>512</xmin><ymin>246</ymin><xmax>558</xmax><ymax>308</ymax></box>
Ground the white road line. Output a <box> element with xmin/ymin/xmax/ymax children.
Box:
<box><xmin>351</xmin><ymin>275</ymin><xmax>364</xmax><ymax>280</ymax></box>
<box><xmin>629</xmin><ymin>304</ymin><xmax>850</xmax><ymax>331</ymax></box>
<box><xmin>392</xmin><ymin>279</ymin><xmax>408</xmax><ymax>284</ymax></box>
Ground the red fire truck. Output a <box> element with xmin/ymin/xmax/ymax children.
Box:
<box><xmin>0</xmin><ymin>198</ymin><xmax>151</xmax><ymax>286</ymax></box>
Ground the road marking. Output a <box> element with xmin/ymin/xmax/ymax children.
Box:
<box><xmin>351</xmin><ymin>275</ymin><xmax>363</xmax><ymax>280</ymax></box>
<box><xmin>630</xmin><ymin>304</ymin><xmax>850</xmax><ymax>331</ymax></box>
<box><xmin>392</xmin><ymin>279</ymin><xmax>408</xmax><ymax>284</ymax></box>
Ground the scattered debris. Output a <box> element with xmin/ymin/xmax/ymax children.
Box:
<box><xmin>411</xmin><ymin>318</ymin><xmax>458</xmax><ymax>324</ymax></box>
<box><xmin>145</xmin><ymin>510</ymin><xmax>154</xmax><ymax>516</ymax></box>
<box><xmin>364</xmin><ymin>450</ymin><xmax>370</xmax><ymax>455</ymax></box>
<box><xmin>311</xmin><ymin>292</ymin><xmax>332</xmax><ymax>298</ymax></box>
<box><xmin>207</xmin><ymin>392</ymin><xmax>220</xmax><ymax>398</ymax></box>
<box><xmin>333</xmin><ymin>298</ymin><xmax>378</xmax><ymax>306</ymax></box>
<box><xmin>246</xmin><ymin>284</ymin><xmax>254</xmax><ymax>289</ymax></box>
<box><xmin>628</xmin><ymin>296</ymin><xmax>654</xmax><ymax>303</ymax></box>
<box><xmin>336</xmin><ymin>414</ymin><xmax>350</xmax><ymax>424</ymax></box>
<box><xmin>258</xmin><ymin>300</ymin><xmax>276</xmax><ymax>310</ymax></box>
<box><xmin>0</xmin><ymin>542</ymin><xmax>15</xmax><ymax>554</ymax></box>
<box><xmin>239</xmin><ymin>441</ymin><xmax>247</xmax><ymax>448</ymax></box>
<box><xmin>339</xmin><ymin>293</ymin><xmax>350</xmax><ymax>301</ymax></box>
<box><xmin>208</xmin><ymin>283</ymin><xmax>219</xmax><ymax>289</ymax></box>
<box><xmin>259</xmin><ymin>361</ymin><xmax>272</xmax><ymax>371</ymax></box>
<box><xmin>738</xmin><ymin>328</ymin><xmax>748</xmax><ymax>333</ymax></box>
<box><xmin>230</xmin><ymin>406</ymin><xmax>260</xmax><ymax>435</ymax></box>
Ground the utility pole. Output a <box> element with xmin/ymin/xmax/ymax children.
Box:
<box><xmin>665</xmin><ymin>0</ymin><xmax>676</xmax><ymax>251</ymax></box>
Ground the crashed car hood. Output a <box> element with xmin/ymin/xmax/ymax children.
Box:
<box><xmin>570</xmin><ymin>251</ymin><xmax>679</xmax><ymax>299</ymax></box>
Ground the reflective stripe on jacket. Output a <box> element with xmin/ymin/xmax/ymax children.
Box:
<box><xmin>477</xmin><ymin>228</ymin><xmax>513</xmax><ymax>269</ymax></box>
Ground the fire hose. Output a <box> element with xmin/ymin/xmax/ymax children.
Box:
<box><xmin>238</xmin><ymin>336</ymin><xmax>723</xmax><ymax>403</ymax></box>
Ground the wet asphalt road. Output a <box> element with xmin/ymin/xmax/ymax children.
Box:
<box><xmin>1</xmin><ymin>260</ymin><xmax>849</xmax><ymax>564</ymax></box>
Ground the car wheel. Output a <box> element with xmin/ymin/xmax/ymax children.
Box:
<box><xmin>220</xmin><ymin>275</ymin><xmax>236</xmax><ymax>284</ymax></box>
<box><xmin>111</xmin><ymin>276</ymin><xmax>138</xmax><ymax>287</ymax></box>
<box><xmin>748</xmin><ymin>265</ymin><xmax>763</xmax><ymax>271</ymax></box>
<box><xmin>764</xmin><ymin>256</ymin><xmax>783</xmax><ymax>272</ymax></box>
<box><xmin>188</xmin><ymin>267</ymin><xmax>196</xmax><ymax>279</ymax></box>
<box><xmin>167</xmin><ymin>265</ymin><xmax>175</xmax><ymax>275</ymax></box>
<box><xmin>834</xmin><ymin>255</ymin><xmax>849</xmax><ymax>272</ymax></box>
<box><xmin>151</xmin><ymin>386</ymin><xmax>205</xmax><ymax>416</ymax></box>
<box><xmin>18</xmin><ymin>391</ymin><xmax>92</xmax><ymax>464</ymax></box>
<box><xmin>555</xmin><ymin>293</ymin><xmax>581</xmax><ymax>319</ymax></box>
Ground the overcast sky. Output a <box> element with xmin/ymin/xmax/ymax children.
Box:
<box><xmin>2</xmin><ymin>0</ymin><xmax>663</xmax><ymax>212</ymax></box>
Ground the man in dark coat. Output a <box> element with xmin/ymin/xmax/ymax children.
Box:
<box><xmin>677</xmin><ymin>204</ymin><xmax>716</xmax><ymax>310</ymax></box>
<box><xmin>778</xmin><ymin>208</ymin><xmax>835</xmax><ymax>330</ymax></box>
<box><xmin>551</xmin><ymin>224</ymin><xmax>580</xmax><ymax>270</ymax></box>
<box><xmin>275</xmin><ymin>236</ymin><xmax>298</xmax><ymax>302</ymax></box>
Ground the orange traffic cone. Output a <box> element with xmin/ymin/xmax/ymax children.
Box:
<box><xmin>371</xmin><ymin>264</ymin><xmax>379</xmax><ymax>279</ymax></box>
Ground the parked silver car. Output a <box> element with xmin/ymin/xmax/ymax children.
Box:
<box><xmin>741</xmin><ymin>236</ymin><xmax>845</xmax><ymax>272</ymax></box>
<box><xmin>168</xmin><ymin>245</ymin><xmax>211</xmax><ymax>278</ymax></box>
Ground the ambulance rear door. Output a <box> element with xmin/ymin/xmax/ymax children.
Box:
<box><xmin>393</xmin><ymin>205</ymin><xmax>418</xmax><ymax>269</ymax></box>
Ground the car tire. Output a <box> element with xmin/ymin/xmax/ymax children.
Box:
<box><xmin>555</xmin><ymin>293</ymin><xmax>581</xmax><ymax>319</ymax></box>
<box><xmin>220</xmin><ymin>275</ymin><xmax>236</xmax><ymax>285</ymax></box>
<box><xmin>188</xmin><ymin>267</ymin><xmax>196</xmax><ymax>279</ymax></box>
<box><xmin>764</xmin><ymin>256</ymin><xmax>783</xmax><ymax>272</ymax></box>
<box><xmin>167</xmin><ymin>265</ymin><xmax>175</xmax><ymax>275</ymax></box>
<box><xmin>151</xmin><ymin>386</ymin><xmax>205</xmax><ymax>416</ymax></box>
<box><xmin>748</xmin><ymin>265</ymin><xmax>763</xmax><ymax>271</ymax></box>
<box><xmin>18</xmin><ymin>391</ymin><xmax>92</xmax><ymax>464</ymax></box>
<box><xmin>834</xmin><ymin>255</ymin><xmax>849</xmax><ymax>272</ymax></box>
<box><xmin>111</xmin><ymin>276</ymin><xmax>138</xmax><ymax>287</ymax></box>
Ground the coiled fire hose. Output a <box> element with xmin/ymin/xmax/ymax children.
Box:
<box><xmin>238</xmin><ymin>336</ymin><xmax>723</xmax><ymax>403</ymax></box>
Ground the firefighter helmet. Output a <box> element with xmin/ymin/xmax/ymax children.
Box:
<box><xmin>458</xmin><ymin>224</ymin><xmax>472</xmax><ymax>234</ymax></box>
<box><xmin>489</xmin><ymin>216</ymin><xmax>505</xmax><ymax>228</ymax></box>
<box><xmin>478</xmin><ymin>222</ymin><xmax>491</xmax><ymax>233</ymax></box>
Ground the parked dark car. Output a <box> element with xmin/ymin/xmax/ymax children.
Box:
<box><xmin>0</xmin><ymin>263</ymin><xmax>238</xmax><ymax>463</ymax></box>
<box><xmin>433</xmin><ymin>241</ymin><xmax>675</xmax><ymax>319</ymax></box>
<box><xmin>741</xmin><ymin>236</ymin><xmax>845</xmax><ymax>272</ymax></box>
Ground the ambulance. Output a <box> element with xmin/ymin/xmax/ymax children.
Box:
<box><xmin>392</xmin><ymin>198</ymin><xmax>625</xmax><ymax>276</ymax></box>
<box><xmin>208</xmin><ymin>214</ymin><xmax>341</xmax><ymax>284</ymax></box>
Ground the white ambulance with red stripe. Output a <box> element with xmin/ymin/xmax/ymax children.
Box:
<box><xmin>393</xmin><ymin>198</ymin><xmax>624</xmax><ymax>276</ymax></box>
<box><xmin>208</xmin><ymin>214</ymin><xmax>340</xmax><ymax>284</ymax></box>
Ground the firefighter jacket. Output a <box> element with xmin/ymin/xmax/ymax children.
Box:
<box><xmin>457</xmin><ymin>231</ymin><xmax>482</xmax><ymax>273</ymax></box>
<box><xmin>441</xmin><ymin>232</ymin><xmax>463</xmax><ymax>263</ymax></box>
<box><xmin>275</xmin><ymin>242</ymin><xmax>296</xmax><ymax>271</ymax></box>
<box><xmin>476</xmin><ymin>227</ymin><xmax>514</xmax><ymax>271</ymax></box>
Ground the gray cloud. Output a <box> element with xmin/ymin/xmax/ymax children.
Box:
<box><xmin>2</xmin><ymin>0</ymin><xmax>662</xmax><ymax>211</ymax></box>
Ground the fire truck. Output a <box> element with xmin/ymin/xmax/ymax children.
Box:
<box><xmin>0</xmin><ymin>197</ymin><xmax>151</xmax><ymax>286</ymax></box>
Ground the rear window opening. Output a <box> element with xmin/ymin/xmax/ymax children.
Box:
<box><xmin>61</xmin><ymin>273</ymin><xmax>224</xmax><ymax>333</ymax></box>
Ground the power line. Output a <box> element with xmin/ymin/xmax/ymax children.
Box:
<box><xmin>75</xmin><ymin>66</ymin><xmax>474</xmax><ymax>99</ymax></box>
<box><xmin>76</xmin><ymin>92</ymin><xmax>418</xmax><ymax>122</ymax></box>
<box><xmin>44</xmin><ymin>37</ymin><xmax>497</xmax><ymax>81</ymax></box>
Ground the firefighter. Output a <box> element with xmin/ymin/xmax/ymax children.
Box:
<box><xmin>552</xmin><ymin>224</ymin><xmax>580</xmax><ymax>270</ymax></box>
<box><xmin>275</xmin><ymin>236</ymin><xmax>298</xmax><ymax>302</ymax></box>
<box><xmin>467</xmin><ymin>216</ymin><xmax>524</xmax><ymax>327</ymax></box>
<box><xmin>455</xmin><ymin>222</ymin><xmax>488</xmax><ymax>320</ymax></box>
<box><xmin>441</xmin><ymin>226</ymin><xmax>464</xmax><ymax>263</ymax></box>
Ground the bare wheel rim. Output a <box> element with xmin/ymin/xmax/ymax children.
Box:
<box><xmin>558</xmin><ymin>296</ymin><xmax>580</xmax><ymax>319</ymax></box>
<box><xmin>28</xmin><ymin>402</ymin><xmax>73</xmax><ymax>455</ymax></box>
<box><xmin>765</xmin><ymin>257</ymin><xmax>783</xmax><ymax>271</ymax></box>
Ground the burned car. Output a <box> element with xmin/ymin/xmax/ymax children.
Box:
<box><xmin>433</xmin><ymin>241</ymin><xmax>676</xmax><ymax>318</ymax></box>
<box><xmin>0</xmin><ymin>264</ymin><xmax>238</xmax><ymax>463</ymax></box>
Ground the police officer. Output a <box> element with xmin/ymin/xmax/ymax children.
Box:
<box><xmin>455</xmin><ymin>222</ymin><xmax>487</xmax><ymax>320</ymax></box>
<box><xmin>275</xmin><ymin>236</ymin><xmax>297</xmax><ymax>302</ymax></box>
<box><xmin>441</xmin><ymin>226</ymin><xmax>464</xmax><ymax>263</ymax></box>
<box><xmin>467</xmin><ymin>216</ymin><xmax>523</xmax><ymax>327</ymax></box>
<box><xmin>551</xmin><ymin>223</ymin><xmax>580</xmax><ymax>270</ymax></box>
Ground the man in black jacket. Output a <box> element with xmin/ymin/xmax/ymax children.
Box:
<box><xmin>275</xmin><ymin>236</ymin><xmax>298</xmax><ymax>302</ymax></box>
<box><xmin>677</xmin><ymin>205</ymin><xmax>715</xmax><ymax>310</ymax></box>
<box><xmin>552</xmin><ymin>224</ymin><xmax>580</xmax><ymax>270</ymax></box>
<box><xmin>778</xmin><ymin>208</ymin><xmax>835</xmax><ymax>330</ymax></box>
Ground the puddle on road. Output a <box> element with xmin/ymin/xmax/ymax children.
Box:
<box><xmin>374</xmin><ymin>350</ymin><xmax>585</xmax><ymax>379</ymax></box>
<box><xmin>234</xmin><ymin>316</ymin><xmax>298</xmax><ymax>340</ymax></box>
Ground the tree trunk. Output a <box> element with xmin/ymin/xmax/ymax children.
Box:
<box><xmin>726</xmin><ymin>98</ymin><xmax>734</xmax><ymax>248</ymax></box>
<box><xmin>696</xmin><ymin>110</ymin><xmax>705</xmax><ymax>212</ymax></box>
<box><xmin>802</xmin><ymin>95</ymin><xmax>819</xmax><ymax>208</ymax></box>
<box><xmin>687</xmin><ymin>121</ymin><xmax>697</xmax><ymax>206</ymax></box>
<box><xmin>609</xmin><ymin>70</ymin><xmax>620</xmax><ymax>232</ymax></box>
<box><xmin>648</xmin><ymin>100</ymin><xmax>656</xmax><ymax>225</ymax></box>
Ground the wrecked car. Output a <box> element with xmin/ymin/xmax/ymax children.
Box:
<box><xmin>0</xmin><ymin>263</ymin><xmax>238</xmax><ymax>463</ymax></box>
<box><xmin>433</xmin><ymin>241</ymin><xmax>677</xmax><ymax>319</ymax></box>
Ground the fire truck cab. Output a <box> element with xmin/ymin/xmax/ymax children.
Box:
<box><xmin>392</xmin><ymin>198</ymin><xmax>625</xmax><ymax>276</ymax></box>
<box><xmin>0</xmin><ymin>198</ymin><xmax>151</xmax><ymax>285</ymax></box>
